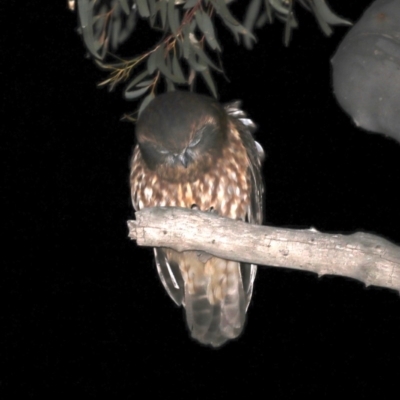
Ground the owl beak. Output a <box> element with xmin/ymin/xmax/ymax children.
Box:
<box><xmin>178</xmin><ymin>153</ymin><xmax>188</xmax><ymax>168</ymax></box>
<box><xmin>172</xmin><ymin>151</ymin><xmax>189</xmax><ymax>168</ymax></box>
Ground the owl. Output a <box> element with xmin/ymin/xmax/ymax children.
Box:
<box><xmin>130</xmin><ymin>91</ymin><xmax>264</xmax><ymax>347</ymax></box>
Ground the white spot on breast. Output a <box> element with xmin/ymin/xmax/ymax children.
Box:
<box><xmin>144</xmin><ymin>187</ymin><xmax>153</xmax><ymax>200</ymax></box>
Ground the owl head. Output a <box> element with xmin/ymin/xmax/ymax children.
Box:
<box><xmin>135</xmin><ymin>91</ymin><xmax>228</xmax><ymax>180</ymax></box>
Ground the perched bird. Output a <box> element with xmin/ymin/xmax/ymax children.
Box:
<box><xmin>130</xmin><ymin>91</ymin><xmax>264</xmax><ymax>347</ymax></box>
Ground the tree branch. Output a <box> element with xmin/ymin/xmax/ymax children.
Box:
<box><xmin>127</xmin><ymin>207</ymin><xmax>400</xmax><ymax>292</ymax></box>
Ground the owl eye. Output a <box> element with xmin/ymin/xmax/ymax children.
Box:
<box><xmin>156</xmin><ymin>146</ymin><xmax>170</xmax><ymax>155</ymax></box>
<box><xmin>188</xmin><ymin>127</ymin><xmax>204</xmax><ymax>148</ymax></box>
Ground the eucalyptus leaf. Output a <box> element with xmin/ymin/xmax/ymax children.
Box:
<box><xmin>194</xmin><ymin>9</ymin><xmax>205</xmax><ymax>31</ymax></box>
<box><xmin>284</xmin><ymin>12</ymin><xmax>293</xmax><ymax>46</ymax></box>
<box><xmin>168</xmin><ymin>0</ymin><xmax>180</xmax><ymax>35</ymax></box>
<box><xmin>147</xmin><ymin>47</ymin><xmax>160</xmax><ymax>74</ymax></box>
<box><xmin>200</xmin><ymin>68</ymin><xmax>217</xmax><ymax>98</ymax></box>
<box><xmin>165</xmin><ymin>77</ymin><xmax>175</xmax><ymax>92</ymax></box>
<box><xmin>119</xmin><ymin>0</ymin><xmax>131</xmax><ymax>15</ymax></box>
<box><xmin>183</xmin><ymin>0</ymin><xmax>198</xmax><ymax>9</ymax></box>
<box><xmin>223</xmin><ymin>19</ymin><xmax>255</xmax><ymax>44</ymax></box>
<box><xmin>111</xmin><ymin>16</ymin><xmax>122</xmax><ymax>50</ymax></box>
<box><xmin>182</xmin><ymin>24</ymin><xmax>191</xmax><ymax>59</ymax></box>
<box><xmin>119</xmin><ymin>10</ymin><xmax>138</xmax><ymax>42</ymax></box>
<box><xmin>264</xmin><ymin>0</ymin><xmax>273</xmax><ymax>23</ymax></box>
<box><xmin>138</xmin><ymin>92</ymin><xmax>155</xmax><ymax>116</ymax></box>
<box><xmin>77</xmin><ymin>0</ymin><xmax>101</xmax><ymax>59</ymax></box>
<box><xmin>125</xmin><ymin>70</ymin><xmax>150</xmax><ymax>93</ymax></box>
<box><xmin>244</xmin><ymin>0</ymin><xmax>261</xmax><ymax>49</ymax></box>
<box><xmin>148</xmin><ymin>0</ymin><xmax>157</xmax><ymax>26</ymax></box>
<box><xmin>187</xmin><ymin>50</ymin><xmax>207</xmax><ymax>72</ymax></box>
<box><xmin>137</xmin><ymin>0</ymin><xmax>150</xmax><ymax>17</ymax></box>
<box><xmin>192</xmin><ymin>44</ymin><xmax>221</xmax><ymax>71</ymax></box>
<box><xmin>172</xmin><ymin>54</ymin><xmax>186</xmax><ymax>82</ymax></box>
<box><xmin>255</xmin><ymin>12</ymin><xmax>268</xmax><ymax>28</ymax></box>
<box><xmin>269</xmin><ymin>0</ymin><xmax>289</xmax><ymax>14</ymax></box>
<box><xmin>212</xmin><ymin>0</ymin><xmax>240</xmax><ymax>26</ymax></box>
<box><xmin>156</xmin><ymin>43</ymin><xmax>185</xmax><ymax>83</ymax></box>
<box><xmin>125</xmin><ymin>84</ymin><xmax>150</xmax><ymax>100</ymax></box>
<box><xmin>222</xmin><ymin>19</ymin><xmax>240</xmax><ymax>43</ymax></box>
<box><xmin>309</xmin><ymin>1</ymin><xmax>332</xmax><ymax>36</ymax></box>
<box><xmin>160</xmin><ymin>0</ymin><xmax>167</xmax><ymax>28</ymax></box>
<box><xmin>137</xmin><ymin>79</ymin><xmax>154</xmax><ymax>87</ymax></box>
<box><xmin>313</xmin><ymin>0</ymin><xmax>351</xmax><ymax>26</ymax></box>
<box><xmin>196</xmin><ymin>10</ymin><xmax>221</xmax><ymax>51</ymax></box>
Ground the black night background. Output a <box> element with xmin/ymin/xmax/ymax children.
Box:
<box><xmin>3</xmin><ymin>1</ymin><xmax>400</xmax><ymax>397</ymax></box>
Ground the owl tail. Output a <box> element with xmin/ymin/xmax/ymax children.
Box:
<box><xmin>182</xmin><ymin>256</ymin><xmax>249</xmax><ymax>348</ymax></box>
<box><xmin>154</xmin><ymin>249</ymin><xmax>256</xmax><ymax>347</ymax></box>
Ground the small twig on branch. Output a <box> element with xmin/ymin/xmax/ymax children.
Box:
<box><xmin>127</xmin><ymin>207</ymin><xmax>400</xmax><ymax>293</ymax></box>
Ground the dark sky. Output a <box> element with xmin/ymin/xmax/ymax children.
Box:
<box><xmin>3</xmin><ymin>0</ymin><xmax>400</xmax><ymax>397</ymax></box>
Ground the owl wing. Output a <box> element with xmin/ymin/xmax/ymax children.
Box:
<box><xmin>153</xmin><ymin>248</ymin><xmax>185</xmax><ymax>306</ymax></box>
<box><xmin>225</xmin><ymin>101</ymin><xmax>265</xmax><ymax>309</ymax></box>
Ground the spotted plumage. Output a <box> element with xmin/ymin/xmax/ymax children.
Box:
<box><xmin>130</xmin><ymin>91</ymin><xmax>264</xmax><ymax>347</ymax></box>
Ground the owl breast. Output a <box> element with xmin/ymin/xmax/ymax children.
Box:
<box><xmin>130</xmin><ymin>122</ymin><xmax>251</xmax><ymax>220</ymax></box>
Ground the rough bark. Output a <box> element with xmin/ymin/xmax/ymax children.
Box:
<box><xmin>128</xmin><ymin>207</ymin><xmax>400</xmax><ymax>292</ymax></box>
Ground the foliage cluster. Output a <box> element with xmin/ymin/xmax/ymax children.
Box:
<box><xmin>72</xmin><ymin>0</ymin><xmax>350</xmax><ymax>115</ymax></box>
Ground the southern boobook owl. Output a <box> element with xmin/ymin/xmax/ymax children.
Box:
<box><xmin>130</xmin><ymin>91</ymin><xmax>264</xmax><ymax>347</ymax></box>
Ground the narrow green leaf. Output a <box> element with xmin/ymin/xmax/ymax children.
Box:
<box><xmin>187</xmin><ymin>50</ymin><xmax>207</xmax><ymax>72</ymax></box>
<box><xmin>160</xmin><ymin>0</ymin><xmax>167</xmax><ymax>29</ymax></box>
<box><xmin>137</xmin><ymin>0</ymin><xmax>150</xmax><ymax>17</ymax></box>
<box><xmin>125</xmin><ymin>70</ymin><xmax>150</xmax><ymax>93</ymax></box>
<box><xmin>200</xmin><ymin>68</ymin><xmax>217</xmax><ymax>98</ymax></box>
<box><xmin>222</xmin><ymin>19</ymin><xmax>240</xmax><ymax>43</ymax></box>
<box><xmin>148</xmin><ymin>0</ymin><xmax>157</xmax><ymax>15</ymax></box>
<box><xmin>155</xmin><ymin>43</ymin><xmax>182</xmax><ymax>82</ymax></box>
<box><xmin>111</xmin><ymin>16</ymin><xmax>122</xmax><ymax>49</ymax></box>
<box><xmin>313</xmin><ymin>0</ymin><xmax>352</xmax><ymax>26</ymax></box>
<box><xmin>269</xmin><ymin>0</ymin><xmax>289</xmax><ymax>14</ymax></box>
<box><xmin>284</xmin><ymin>13</ymin><xmax>292</xmax><ymax>46</ymax></box>
<box><xmin>222</xmin><ymin>19</ymin><xmax>255</xmax><ymax>45</ymax></box>
<box><xmin>172</xmin><ymin>54</ymin><xmax>186</xmax><ymax>82</ymax></box>
<box><xmin>138</xmin><ymin>92</ymin><xmax>155</xmax><ymax>116</ymax></box>
<box><xmin>283</xmin><ymin>5</ymin><xmax>298</xmax><ymax>46</ymax></box>
<box><xmin>168</xmin><ymin>0</ymin><xmax>180</xmax><ymax>35</ymax></box>
<box><xmin>119</xmin><ymin>0</ymin><xmax>130</xmax><ymax>15</ymax></box>
<box><xmin>137</xmin><ymin>79</ymin><xmax>154</xmax><ymax>87</ymax></box>
<box><xmin>119</xmin><ymin>11</ymin><xmax>137</xmax><ymax>42</ymax></box>
<box><xmin>196</xmin><ymin>11</ymin><xmax>221</xmax><ymax>51</ymax></box>
<box><xmin>255</xmin><ymin>12</ymin><xmax>268</xmax><ymax>28</ymax></box>
<box><xmin>148</xmin><ymin>0</ymin><xmax>157</xmax><ymax>26</ymax></box>
<box><xmin>77</xmin><ymin>0</ymin><xmax>101</xmax><ymax>59</ymax></box>
<box><xmin>194</xmin><ymin>9</ymin><xmax>204</xmax><ymax>31</ymax></box>
<box><xmin>212</xmin><ymin>0</ymin><xmax>239</xmax><ymax>26</ymax></box>
<box><xmin>165</xmin><ymin>78</ymin><xmax>175</xmax><ymax>92</ymax></box>
<box><xmin>158</xmin><ymin>52</ymin><xmax>186</xmax><ymax>83</ymax></box>
<box><xmin>243</xmin><ymin>0</ymin><xmax>261</xmax><ymax>49</ymax></box>
<box><xmin>309</xmin><ymin>2</ymin><xmax>331</xmax><ymax>36</ymax></box>
<box><xmin>264</xmin><ymin>0</ymin><xmax>273</xmax><ymax>23</ymax></box>
<box><xmin>183</xmin><ymin>0</ymin><xmax>198</xmax><ymax>9</ymax></box>
<box><xmin>124</xmin><ymin>85</ymin><xmax>150</xmax><ymax>100</ymax></box>
<box><xmin>182</xmin><ymin>25</ymin><xmax>191</xmax><ymax>59</ymax></box>
<box><xmin>192</xmin><ymin>44</ymin><xmax>221</xmax><ymax>71</ymax></box>
<box><xmin>147</xmin><ymin>47</ymin><xmax>160</xmax><ymax>74</ymax></box>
